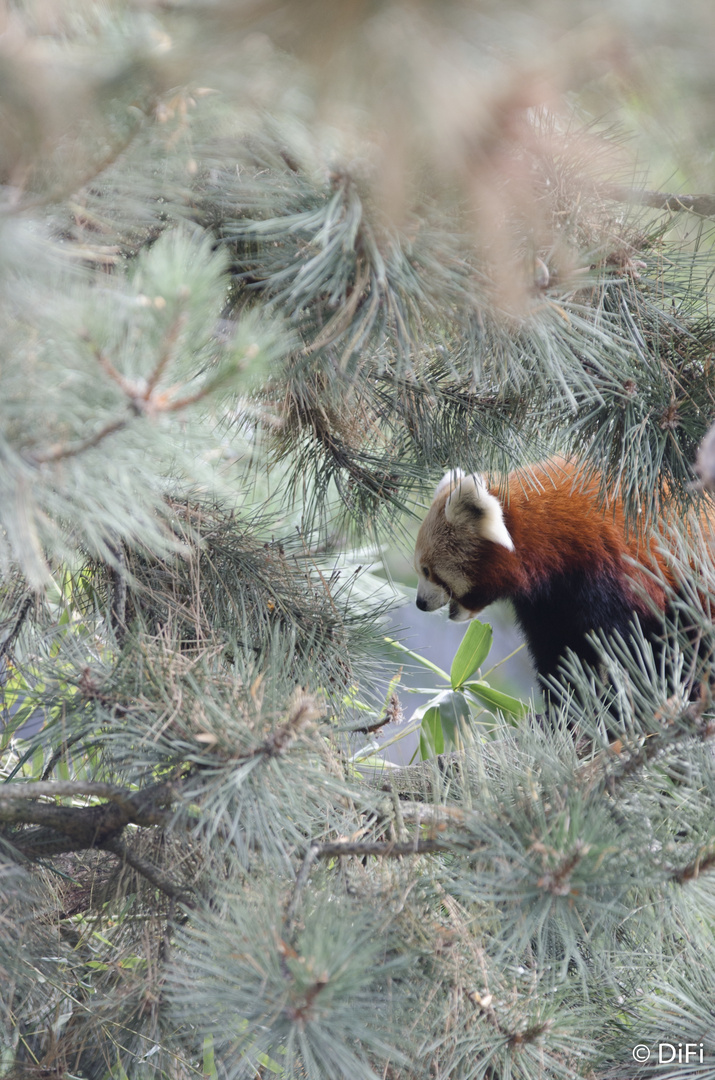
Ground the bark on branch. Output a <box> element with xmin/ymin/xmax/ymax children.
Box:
<box><xmin>0</xmin><ymin>595</ymin><xmax>33</xmax><ymax>662</ymax></box>
<box><xmin>284</xmin><ymin>833</ymin><xmax>456</xmax><ymax>930</ymax></box>
<box><xmin>606</xmin><ymin>186</ymin><xmax>715</xmax><ymax>217</ymax></box>
<box><xmin>0</xmin><ymin>780</ymin><xmax>178</xmax><ymax>858</ymax></box>
<box><xmin>29</xmin><ymin>415</ymin><xmax>131</xmax><ymax>464</ymax></box>
<box><xmin>0</xmin><ymin>781</ymin><xmax>137</xmax><ymax>802</ymax></box>
<box><xmin>102</xmin><ymin>836</ymin><xmax>195</xmax><ymax>904</ymax></box>
<box><xmin>672</xmin><ymin>843</ymin><xmax>715</xmax><ymax>884</ymax></box>
<box><xmin>312</xmin><ymin>837</ymin><xmax>453</xmax><ymax>858</ymax></box>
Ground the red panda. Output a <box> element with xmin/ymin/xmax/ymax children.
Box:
<box><xmin>414</xmin><ymin>460</ymin><xmax>700</xmax><ymax>683</ymax></box>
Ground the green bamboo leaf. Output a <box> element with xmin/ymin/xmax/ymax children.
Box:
<box><xmin>438</xmin><ymin>690</ymin><xmax>471</xmax><ymax>736</ymax></box>
<box><xmin>465</xmin><ymin>680</ymin><xmax>528</xmax><ymax>721</ymax></box>
<box><xmin>384</xmin><ymin>635</ymin><xmax>450</xmax><ymax>681</ymax></box>
<box><xmin>420</xmin><ymin>692</ymin><xmax>473</xmax><ymax>759</ymax></box>
<box><xmin>450</xmin><ymin>621</ymin><xmax>493</xmax><ymax>688</ymax></box>
<box><xmin>354</xmin><ymin>755</ymin><xmax>400</xmax><ymax>772</ymax></box>
<box><xmin>420</xmin><ymin>705</ymin><xmax>444</xmax><ymax>758</ymax></box>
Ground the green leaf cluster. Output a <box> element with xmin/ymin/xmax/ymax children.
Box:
<box><xmin>380</xmin><ymin>622</ymin><xmax>527</xmax><ymax>760</ymax></box>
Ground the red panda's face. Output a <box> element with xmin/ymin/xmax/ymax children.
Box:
<box><xmin>414</xmin><ymin>470</ymin><xmax>514</xmax><ymax>621</ymax></box>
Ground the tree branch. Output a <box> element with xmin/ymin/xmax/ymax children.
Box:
<box><xmin>0</xmin><ymin>781</ymin><xmax>137</xmax><ymax>802</ymax></box>
<box><xmin>577</xmin><ymin>699</ymin><xmax>713</xmax><ymax>793</ymax></box>
<box><xmin>41</xmin><ymin>731</ymin><xmax>88</xmax><ymax>781</ymax></box>
<box><xmin>145</xmin><ymin>310</ymin><xmax>188</xmax><ymax>397</ymax></box>
<box><xmin>3</xmin><ymin>826</ymin><xmax>97</xmax><ymax>859</ymax></box>
<box><xmin>29</xmin><ymin>414</ymin><xmax>131</xmax><ymax>465</ymax></box>
<box><xmin>0</xmin><ymin>796</ymin><xmax>162</xmax><ymax>836</ymax></box>
<box><xmin>606</xmin><ymin>186</ymin><xmax>715</xmax><ymax>217</ymax></box>
<box><xmin>312</xmin><ymin>836</ymin><xmax>454</xmax><ymax>858</ymax></box>
<box><xmin>102</xmin><ymin>835</ymin><xmax>195</xmax><ymax>904</ymax></box>
<box><xmin>285</xmin><ymin>830</ymin><xmax>457</xmax><ymax>931</ymax></box>
<box><xmin>1</xmin><ymin>117</ymin><xmax>144</xmax><ymax>216</ymax></box>
<box><xmin>0</xmin><ymin>595</ymin><xmax>33</xmax><ymax>662</ymax></box>
<box><xmin>107</xmin><ymin>541</ymin><xmax>128</xmax><ymax>646</ymax></box>
<box><xmin>672</xmin><ymin>842</ymin><xmax>715</xmax><ymax>884</ymax></box>
<box><xmin>0</xmin><ymin>780</ymin><xmax>179</xmax><ymax>859</ymax></box>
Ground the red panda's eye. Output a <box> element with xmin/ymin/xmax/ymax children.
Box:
<box><xmin>421</xmin><ymin>566</ymin><xmax>430</xmax><ymax>579</ymax></box>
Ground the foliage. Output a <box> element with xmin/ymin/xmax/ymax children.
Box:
<box><xmin>355</xmin><ymin>623</ymin><xmax>527</xmax><ymax>763</ymax></box>
<box><xmin>1</xmin><ymin>3</ymin><xmax>715</xmax><ymax>1080</ymax></box>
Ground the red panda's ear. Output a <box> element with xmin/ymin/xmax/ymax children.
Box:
<box><xmin>434</xmin><ymin>468</ymin><xmax>464</xmax><ymax>498</ymax></box>
<box><xmin>444</xmin><ymin>474</ymin><xmax>514</xmax><ymax>551</ymax></box>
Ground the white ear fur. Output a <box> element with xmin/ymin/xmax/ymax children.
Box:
<box><xmin>444</xmin><ymin>474</ymin><xmax>514</xmax><ymax>551</ymax></box>
<box><xmin>434</xmin><ymin>468</ymin><xmax>464</xmax><ymax>498</ymax></box>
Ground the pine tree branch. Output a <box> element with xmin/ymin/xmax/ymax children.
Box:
<box><xmin>107</xmin><ymin>542</ymin><xmax>128</xmax><ymax>646</ymax></box>
<box><xmin>41</xmin><ymin>731</ymin><xmax>87</xmax><ymax>781</ymax></box>
<box><xmin>535</xmin><ymin>843</ymin><xmax>585</xmax><ymax>896</ymax></box>
<box><xmin>145</xmin><ymin>310</ymin><xmax>188</xmax><ymax>396</ymax></box>
<box><xmin>465</xmin><ymin>991</ymin><xmax>554</xmax><ymax>1047</ymax></box>
<box><xmin>347</xmin><ymin>716</ymin><xmax>390</xmax><ymax>734</ymax></box>
<box><xmin>0</xmin><ymin>780</ymin><xmax>179</xmax><ymax>859</ymax></box>
<box><xmin>577</xmin><ymin>699</ymin><xmax>715</xmax><ymax>792</ymax></box>
<box><xmin>0</xmin><ymin>781</ymin><xmax>138</xmax><ymax>802</ymax></box>
<box><xmin>152</xmin><ymin>383</ymin><xmax>217</xmax><ymax>414</ymax></box>
<box><xmin>312</xmin><ymin>837</ymin><xmax>455</xmax><ymax>858</ymax></box>
<box><xmin>285</xmin><ymin>831</ymin><xmax>458</xmax><ymax>931</ymax></box>
<box><xmin>606</xmin><ymin>185</ymin><xmax>715</xmax><ymax>217</ymax></box>
<box><xmin>671</xmin><ymin>842</ymin><xmax>715</xmax><ymax>884</ymax></box>
<box><xmin>0</xmin><ymin>595</ymin><xmax>33</xmax><ymax>662</ymax></box>
<box><xmin>346</xmin><ymin>691</ymin><xmax>404</xmax><ymax>734</ymax></box>
<box><xmin>399</xmin><ymin>803</ymin><xmax>467</xmax><ymax>825</ymax></box>
<box><xmin>0</xmin><ymin>792</ymin><xmax>171</xmax><ymax>834</ymax></box>
<box><xmin>27</xmin><ymin>307</ymin><xmax>218</xmax><ymax>468</ymax></box>
<box><xmin>102</xmin><ymin>835</ymin><xmax>195</xmax><ymax>904</ymax></box>
<box><xmin>29</xmin><ymin>414</ymin><xmax>132</xmax><ymax>464</ymax></box>
<box><xmin>1</xmin><ymin>827</ymin><xmax>92</xmax><ymax>859</ymax></box>
<box><xmin>0</xmin><ymin>116</ymin><xmax>145</xmax><ymax>216</ymax></box>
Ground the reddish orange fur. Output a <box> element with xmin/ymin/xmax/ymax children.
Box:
<box><xmin>484</xmin><ymin>461</ymin><xmax>672</xmax><ymax>619</ymax></box>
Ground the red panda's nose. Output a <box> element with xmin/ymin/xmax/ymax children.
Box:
<box><xmin>416</xmin><ymin>596</ymin><xmax>428</xmax><ymax>611</ymax></box>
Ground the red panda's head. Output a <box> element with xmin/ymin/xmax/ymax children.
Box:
<box><xmin>414</xmin><ymin>469</ymin><xmax>514</xmax><ymax>621</ymax></box>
